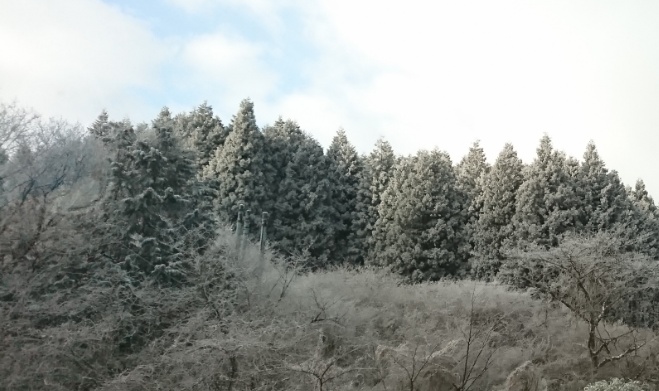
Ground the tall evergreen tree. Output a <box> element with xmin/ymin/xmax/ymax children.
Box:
<box><xmin>174</xmin><ymin>101</ymin><xmax>228</xmax><ymax>172</ymax></box>
<box><xmin>203</xmin><ymin>99</ymin><xmax>267</xmax><ymax>230</ymax></box>
<box><xmin>101</xmin><ymin>107</ymin><xmax>201</xmax><ymax>284</ymax></box>
<box><xmin>603</xmin><ymin>170</ymin><xmax>641</xmax><ymax>248</ymax></box>
<box><xmin>563</xmin><ymin>155</ymin><xmax>584</xmax><ymax>217</ymax></box>
<box><xmin>455</xmin><ymin>141</ymin><xmax>490</xmax><ymax>253</ymax></box>
<box><xmin>627</xmin><ymin>179</ymin><xmax>659</xmax><ymax>258</ymax></box>
<box><xmin>150</xmin><ymin>108</ymin><xmax>197</xmax><ymax>193</ymax></box>
<box><xmin>375</xmin><ymin>150</ymin><xmax>469</xmax><ymax>281</ymax></box>
<box><xmin>358</xmin><ymin>138</ymin><xmax>397</xmax><ymax>265</ymax></box>
<box><xmin>472</xmin><ymin>143</ymin><xmax>524</xmax><ymax>276</ymax></box>
<box><xmin>371</xmin><ymin>156</ymin><xmax>413</xmax><ymax>267</ymax></box>
<box><xmin>578</xmin><ymin>142</ymin><xmax>633</xmax><ymax>236</ymax></box>
<box><xmin>89</xmin><ymin>110</ymin><xmax>111</xmax><ymax>139</ymax></box>
<box><xmin>262</xmin><ymin>118</ymin><xmax>333</xmax><ymax>263</ymax></box>
<box><xmin>153</xmin><ymin>108</ymin><xmax>218</xmax><ymax>252</ymax></box>
<box><xmin>326</xmin><ymin>129</ymin><xmax>364</xmax><ymax>265</ymax></box>
<box><xmin>631</xmin><ymin>180</ymin><xmax>658</xmax><ymax>217</ymax></box>
<box><xmin>513</xmin><ymin>135</ymin><xmax>580</xmax><ymax>248</ymax></box>
<box><xmin>88</xmin><ymin>110</ymin><xmax>132</xmax><ymax>150</ymax></box>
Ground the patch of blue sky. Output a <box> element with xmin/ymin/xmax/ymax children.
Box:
<box><xmin>104</xmin><ymin>0</ymin><xmax>319</xmax><ymax>106</ymax></box>
<box><xmin>256</xmin><ymin>15</ymin><xmax>324</xmax><ymax>100</ymax></box>
<box><xmin>104</xmin><ymin>0</ymin><xmax>219</xmax><ymax>38</ymax></box>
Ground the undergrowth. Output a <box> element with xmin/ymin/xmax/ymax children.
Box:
<box><xmin>2</xmin><ymin>228</ymin><xmax>658</xmax><ymax>391</ymax></box>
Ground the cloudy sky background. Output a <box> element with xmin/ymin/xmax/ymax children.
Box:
<box><xmin>2</xmin><ymin>0</ymin><xmax>659</xmax><ymax>197</ymax></box>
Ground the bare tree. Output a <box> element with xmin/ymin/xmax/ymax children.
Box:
<box><xmin>500</xmin><ymin>233</ymin><xmax>658</xmax><ymax>369</ymax></box>
<box><xmin>0</xmin><ymin>102</ymin><xmax>94</xmax><ymax>269</ymax></box>
<box><xmin>453</xmin><ymin>287</ymin><xmax>502</xmax><ymax>391</ymax></box>
<box><xmin>373</xmin><ymin>288</ymin><xmax>501</xmax><ymax>391</ymax></box>
<box><xmin>0</xmin><ymin>101</ymin><xmax>39</xmax><ymax>154</ymax></box>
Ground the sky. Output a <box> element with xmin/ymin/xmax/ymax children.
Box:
<box><xmin>2</xmin><ymin>0</ymin><xmax>659</xmax><ymax>197</ymax></box>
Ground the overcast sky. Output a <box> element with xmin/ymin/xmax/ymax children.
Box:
<box><xmin>2</xmin><ymin>0</ymin><xmax>659</xmax><ymax>197</ymax></box>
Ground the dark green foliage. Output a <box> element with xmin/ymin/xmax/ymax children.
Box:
<box><xmin>617</xmin><ymin>187</ymin><xmax>659</xmax><ymax>325</ymax></box>
<box><xmin>203</xmin><ymin>99</ymin><xmax>267</xmax><ymax>232</ymax></box>
<box><xmin>578</xmin><ymin>142</ymin><xmax>632</xmax><ymax>233</ymax></box>
<box><xmin>262</xmin><ymin>118</ymin><xmax>334</xmax><ymax>263</ymax></box>
<box><xmin>371</xmin><ymin>156</ymin><xmax>412</xmax><ymax>268</ymax></box>
<box><xmin>150</xmin><ymin>108</ymin><xmax>197</xmax><ymax>190</ymax></box>
<box><xmin>358</xmin><ymin>138</ymin><xmax>397</xmax><ymax>265</ymax></box>
<box><xmin>153</xmin><ymin>108</ymin><xmax>218</xmax><ymax>253</ymax></box>
<box><xmin>455</xmin><ymin>141</ymin><xmax>489</xmax><ymax>209</ymax></box>
<box><xmin>88</xmin><ymin>110</ymin><xmax>133</xmax><ymax>150</ymax></box>
<box><xmin>101</xmin><ymin>108</ymin><xmax>209</xmax><ymax>284</ymax></box>
<box><xmin>88</xmin><ymin>109</ymin><xmax>111</xmax><ymax>139</ymax></box>
<box><xmin>326</xmin><ymin>129</ymin><xmax>364</xmax><ymax>265</ymax></box>
<box><xmin>631</xmin><ymin>180</ymin><xmax>657</xmax><ymax>216</ymax></box>
<box><xmin>624</xmin><ymin>180</ymin><xmax>659</xmax><ymax>259</ymax></box>
<box><xmin>513</xmin><ymin>135</ymin><xmax>581</xmax><ymax>248</ymax></box>
<box><xmin>173</xmin><ymin>101</ymin><xmax>229</xmax><ymax>171</ymax></box>
<box><xmin>375</xmin><ymin>150</ymin><xmax>469</xmax><ymax>281</ymax></box>
<box><xmin>455</xmin><ymin>141</ymin><xmax>490</xmax><ymax>254</ymax></box>
<box><xmin>471</xmin><ymin>143</ymin><xmax>524</xmax><ymax>277</ymax></box>
<box><xmin>1</xmin><ymin>229</ymin><xmax>239</xmax><ymax>391</ymax></box>
<box><xmin>574</xmin><ymin>142</ymin><xmax>651</xmax><ymax>257</ymax></box>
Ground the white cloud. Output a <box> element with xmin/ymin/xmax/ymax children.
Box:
<box><xmin>265</xmin><ymin>93</ymin><xmax>347</xmax><ymax>147</ymax></box>
<box><xmin>165</xmin><ymin>0</ymin><xmax>213</xmax><ymax>13</ymax></box>
<box><xmin>0</xmin><ymin>0</ymin><xmax>170</xmax><ymax>124</ymax></box>
<box><xmin>254</xmin><ymin>0</ymin><xmax>659</xmax><ymax>197</ymax></box>
<box><xmin>3</xmin><ymin>0</ymin><xmax>659</xmax><ymax>197</ymax></box>
<box><xmin>166</xmin><ymin>0</ymin><xmax>289</xmax><ymax>34</ymax></box>
<box><xmin>181</xmin><ymin>32</ymin><xmax>279</xmax><ymax>109</ymax></box>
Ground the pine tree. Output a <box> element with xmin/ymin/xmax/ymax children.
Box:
<box><xmin>579</xmin><ymin>141</ymin><xmax>610</xmax><ymax>230</ymax></box>
<box><xmin>600</xmin><ymin>170</ymin><xmax>639</xmax><ymax>247</ymax></box>
<box><xmin>101</xmin><ymin>108</ymin><xmax>203</xmax><ymax>284</ymax></box>
<box><xmin>89</xmin><ymin>110</ymin><xmax>111</xmax><ymax>139</ymax></box>
<box><xmin>627</xmin><ymin>179</ymin><xmax>659</xmax><ymax>258</ymax></box>
<box><xmin>149</xmin><ymin>108</ymin><xmax>195</xmax><ymax>189</ymax></box>
<box><xmin>564</xmin><ymin>155</ymin><xmax>584</xmax><ymax>223</ymax></box>
<box><xmin>358</xmin><ymin>138</ymin><xmax>397</xmax><ymax>265</ymax></box>
<box><xmin>631</xmin><ymin>179</ymin><xmax>658</xmax><ymax>216</ymax></box>
<box><xmin>326</xmin><ymin>129</ymin><xmax>364</xmax><ymax>265</ymax></box>
<box><xmin>455</xmin><ymin>141</ymin><xmax>490</xmax><ymax>253</ymax></box>
<box><xmin>371</xmin><ymin>156</ymin><xmax>412</xmax><ymax>267</ymax></box>
<box><xmin>88</xmin><ymin>110</ymin><xmax>132</xmax><ymax>149</ymax></box>
<box><xmin>513</xmin><ymin>135</ymin><xmax>580</xmax><ymax>248</ymax></box>
<box><xmin>375</xmin><ymin>150</ymin><xmax>469</xmax><ymax>281</ymax></box>
<box><xmin>578</xmin><ymin>141</ymin><xmax>633</xmax><ymax>235</ymax></box>
<box><xmin>203</xmin><ymin>99</ymin><xmax>267</xmax><ymax>231</ymax></box>
<box><xmin>174</xmin><ymin>101</ymin><xmax>228</xmax><ymax>172</ymax></box>
<box><xmin>152</xmin><ymin>108</ymin><xmax>217</xmax><ymax>252</ymax></box>
<box><xmin>617</xmin><ymin>179</ymin><xmax>659</xmax><ymax>326</ymax></box>
<box><xmin>472</xmin><ymin>143</ymin><xmax>524</xmax><ymax>276</ymax></box>
<box><xmin>262</xmin><ymin>118</ymin><xmax>333</xmax><ymax>263</ymax></box>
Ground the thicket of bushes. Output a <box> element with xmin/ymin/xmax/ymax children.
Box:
<box><xmin>3</xmin><ymin>227</ymin><xmax>659</xmax><ymax>390</ymax></box>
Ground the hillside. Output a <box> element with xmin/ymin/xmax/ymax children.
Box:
<box><xmin>3</xmin><ymin>229</ymin><xmax>659</xmax><ymax>390</ymax></box>
<box><xmin>2</xmin><ymin>101</ymin><xmax>659</xmax><ymax>390</ymax></box>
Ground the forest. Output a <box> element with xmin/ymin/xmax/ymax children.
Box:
<box><xmin>2</xmin><ymin>99</ymin><xmax>659</xmax><ymax>391</ymax></box>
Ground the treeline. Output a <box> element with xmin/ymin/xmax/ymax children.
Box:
<box><xmin>3</xmin><ymin>100</ymin><xmax>659</xmax><ymax>390</ymax></box>
<box><xmin>2</xmin><ymin>98</ymin><xmax>658</xmax><ymax>284</ymax></box>
<box><xmin>107</xmin><ymin>98</ymin><xmax>656</xmax><ymax>281</ymax></box>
